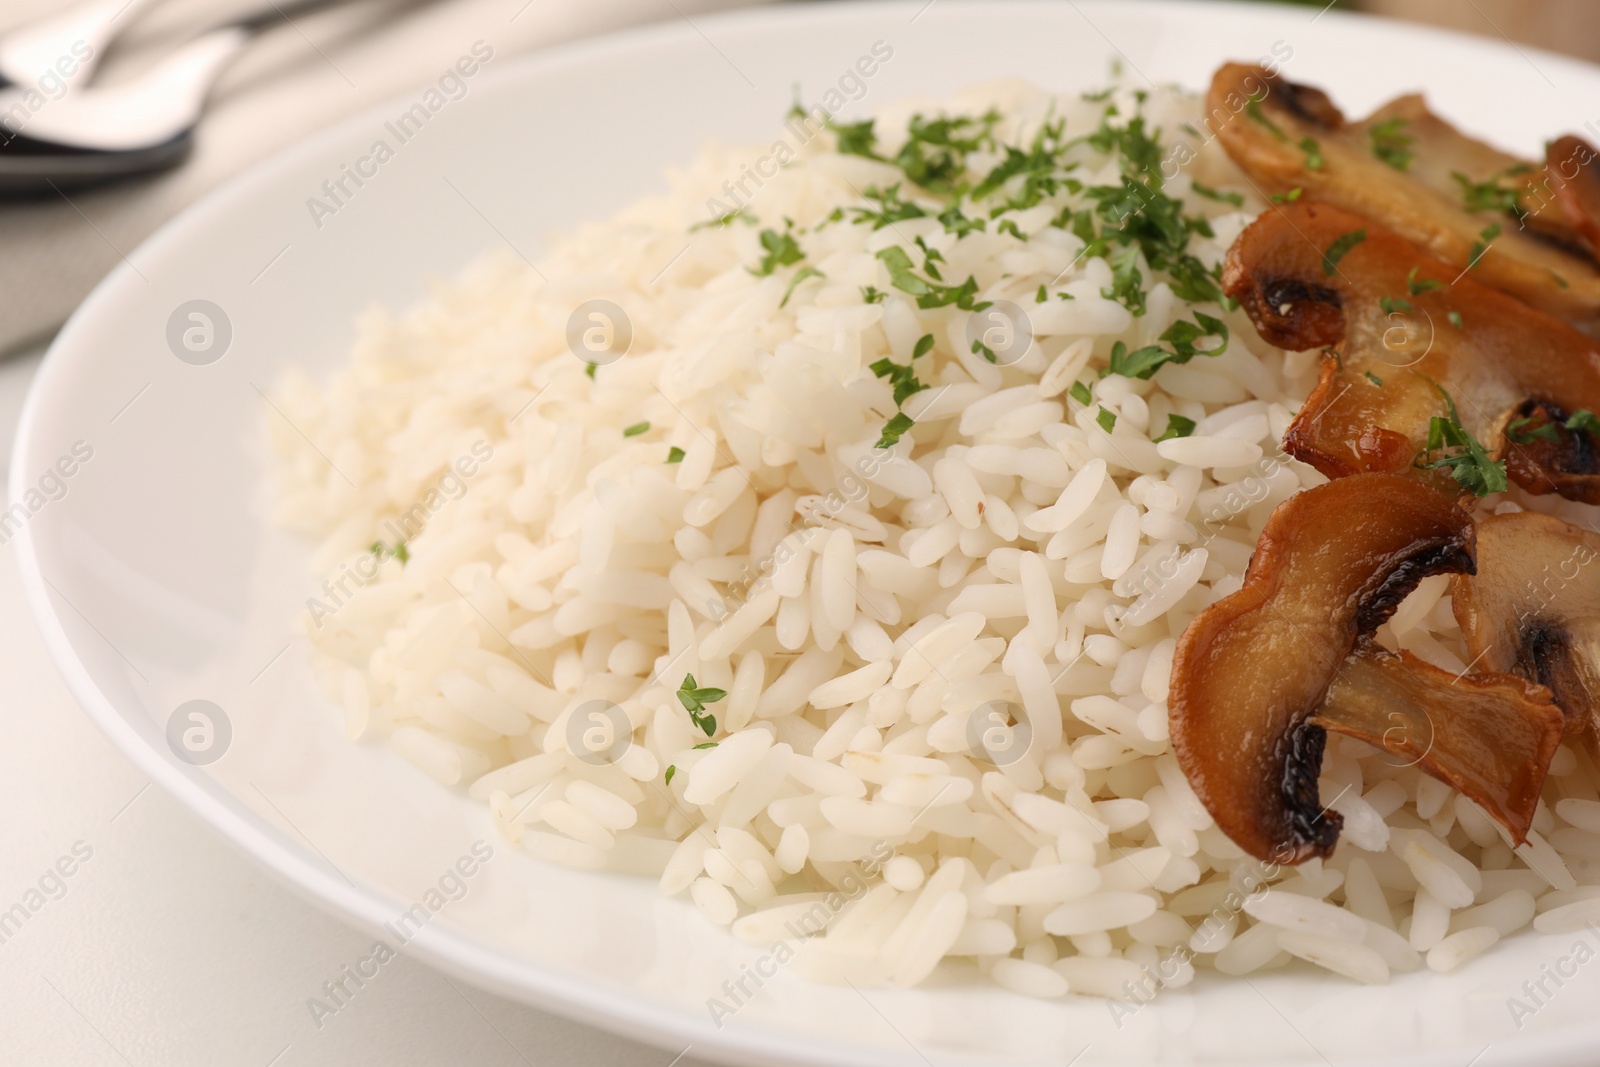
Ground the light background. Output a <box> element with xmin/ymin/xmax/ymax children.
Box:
<box><xmin>1359</xmin><ymin>0</ymin><xmax>1600</xmax><ymax>65</ymax></box>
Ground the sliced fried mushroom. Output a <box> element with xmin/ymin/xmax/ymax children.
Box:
<box><xmin>1224</xmin><ymin>200</ymin><xmax>1600</xmax><ymax>503</ymax></box>
<box><xmin>1314</xmin><ymin>648</ymin><xmax>1560</xmax><ymax>846</ymax></box>
<box><xmin>1208</xmin><ymin>63</ymin><xmax>1600</xmax><ymax>326</ymax></box>
<box><xmin>1374</xmin><ymin>98</ymin><xmax>1590</xmax><ymax>261</ymax></box>
<box><xmin>1171</xmin><ymin>473</ymin><xmax>1562</xmax><ymax>863</ymax></box>
<box><xmin>1454</xmin><ymin>510</ymin><xmax>1600</xmax><ymax>743</ymax></box>
<box><xmin>1547</xmin><ymin>136</ymin><xmax>1600</xmax><ymax>261</ymax></box>
<box><xmin>1501</xmin><ymin>400</ymin><xmax>1600</xmax><ymax>500</ymax></box>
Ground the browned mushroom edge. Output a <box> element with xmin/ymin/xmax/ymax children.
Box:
<box><xmin>1455</xmin><ymin>509</ymin><xmax>1600</xmax><ymax>751</ymax></box>
<box><xmin>1223</xmin><ymin>200</ymin><xmax>1600</xmax><ymax>504</ymax></box>
<box><xmin>1170</xmin><ymin>472</ymin><xmax>1563</xmax><ymax>864</ymax></box>
<box><xmin>1208</xmin><ymin>62</ymin><xmax>1600</xmax><ymax>328</ymax></box>
<box><xmin>1546</xmin><ymin>136</ymin><xmax>1600</xmax><ymax>264</ymax></box>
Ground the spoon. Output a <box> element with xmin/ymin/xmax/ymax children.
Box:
<box><xmin>0</xmin><ymin>0</ymin><xmax>360</xmax><ymax>196</ymax></box>
<box><xmin>0</xmin><ymin>0</ymin><xmax>162</xmax><ymax>91</ymax></box>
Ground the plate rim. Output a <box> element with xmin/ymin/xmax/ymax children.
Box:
<box><xmin>14</xmin><ymin>3</ymin><xmax>1600</xmax><ymax>1065</ymax></box>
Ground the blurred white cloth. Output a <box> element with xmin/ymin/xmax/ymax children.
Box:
<box><xmin>0</xmin><ymin>0</ymin><xmax>770</xmax><ymax>355</ymax></box>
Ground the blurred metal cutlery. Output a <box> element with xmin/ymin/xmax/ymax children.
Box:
<box><xmin>0</xmin><ymin>0</ymin><xmax>362</xmax><ymax>195</ymax></box>
<box><xmin>0</xmin><ymin>0</ymin><xmax>162</xmax><ymax>90</ymax></box>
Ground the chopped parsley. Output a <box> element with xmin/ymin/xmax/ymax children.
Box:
<box><xmin>898</xmin><ymin>110</ymin><xmax>1002</xmax><ymax>192</ymax></box>
<box><xmin>666</xmin><ymin>446</ymin><xmax>686</xmax><ymax>464</ymax></box>
<box><xmin>1271</xmin><ymin>188</ymin><xmax>1304</xmax><ymax>204</ymax></box>
<box><xmin>1096</xmin><ymin>407</ymin><xmax>1118</xmax><ymax>433</ymax></box>
<box><xmin>690</xmin><ymin>208</ymin><xmax>752</xmax><ymax>231</ymax></box>
<box><xmin>1106</xmin><ymin>341</ymin><xmax>1167</xmax><ymax>380</ymax></box>
<box><xmin>1243</xmin><ymin>90</ymin><xmax>1320</xmax><ymax>168</ymax></box>
<box><xmin>1364</xmin><ymin>371</ymin><xmax>1384</xmax><ymax>387</ymax></box>
<box><xmin>1448</xmin><ymin>311</ymin><xmax>1464</xmax><ymax>328</ymax></box>
<box><xmin>780</xmin><ymin>266</ymin><xmax>824</xmax><ymax>308</ymax></box>
<box><xmin>839</xmin><ymin>110</ymin><xmax>1001</xmax><ymax>194</ymax></box>
<box><xmin>1064</xmin><ymin>205</ymin><xmax>1101</xmax><ymax>254</ymax></box>
<box><xmin>1105</xmin><ymin>312</ymin><xmax>1229</xmax><ymax>380</ymax></box>
<box><xmin>1084</xmin><ymin>110</ymin><xmax>1164</xmax><ymax>183</ymax></box>
<box><xmin>1246</xmin><ymin>93</ymin><xmax>1287</xmax><ymax>140</ymax></box>
<box><xmin>1452</xmin><ymin>170</ymin><xmax>1526</xmax><ymax>219</ymax></box>
<box><xmin>1379</xmin><ymin>296</ymin><xmax>1413</xmax><ymax>315</ymax></box>
<box><xmin>664</xmin><ymin>764</ymin><xmax>677</xmax><ymax>785</ymax></box>
<box><xmin>1103</xmin><ymin>247</ymin><xmax>1148</xmax><ymax>315</ymax></box>
<box><xmin>1413</xmin><ymin>379</ymin><xmax>1507</xmax><ymax>496</ymax></box>
<box><xmin>1567</xmin><ymin>410</ymin><xmax>1600</xmax><ymax>434</ymax></box>
<box><xmin>623</xmin><ymin>421</ymin><xmax>650</xmax><ymax>437</ymax></box>
<box><xmin>1074</xmin><ymin>110</ymin><xmax>1230</xmax><ymax>308</ymax></box>
<box><xmin>915</xmin><ymin>236</ymin><xmax>946</xmax><ymax>279</ymax></box>
<box><xmin>1369</xmin><ymin>118</ymin><xmax>1414</xmax><ymax>171</ymax></box>
<box><xmin>693</xmin><ymin>741</ymin><xmax>720</xmax><ymax>750</ymax></box>
<box><xmin>869</xmin><ymin>353</ymin><xmax>930</xmax><ymax>406</ymax></box>
<box><xmin>1467</xmin><ymin>223</ymin><xmax>1502</xmax><ymax>270</ymax></box>
<box><xmin>751</xmin><ymin>223</ymin><xmax>805</xmax><ymax>276</ymax></box>
<box><xmin>830</xmin><ymin>118</ymin><xmax>879</xmax><ymax>158</ymax></box>
<box><xmin>799</xmin><ymin>96</ymin><xmax>1259</xmax><ymax>426</ymax></box>
<box><xmin>1069</xmin><ymin>381</ymin><xmax>1093</xmax><ymax>406</ymax></box>
<box><xmin>869</xmin><ymin>335</ymin><xmax>935</xmax><ymax>446</ymax></box>
<box><xmin>875</xmin><ymin>246</ymin><xmax>987</xmax><ymax>310</ymax></box>
<box><xmin>939</xmin><ymin>203</ymin><xmax>987</xmax><ymax>237</ymax></box>
<box><xmin>850</xmin><ymin>183</ymin><xmax>928</xmax><ymax>230</ymax></box>
<box><xmin>971</xmin><ymin>118</ymin><xmax>1080</xmax><ymax>214</ymax></box>
<box><xmin>584</xmin><ymin>362</ymin><xmax>597</xmax><ymax>379</ymax></box>
<box><xmin>1153</xmin><ymin>414</ymin><xmax>1196</xmax><ymax>442</ymax></box>
<box><xmin>876</xmin><ymin>411</ymin><xmax>916</xmax><ymax>448</ymax></box>
<box><xmin>1513</xmin><ymin>409</ymin><xmax>1600</xmax><ymax>444</ymax></box>
<box><xmin>1298</xmin><ymin>137</ymin><xmax>1325</xmax><ymax>171</ymax></box>
<box><xmin>1190</xmin><ymin>181</ymin><xmax>1245</xmax><ymax>207</ymax></box>
<box><xmin>1507</xmin><ymin>415</ymin><xmax>1561</xmax><ymax>444</ymax></box>
<box><xmin>676</xmin><ymin>674</ymin><xmax>727</xmax><ymax>737</ymax></box>
<box><xmin>1407</xmin><ymin>267</ymin><xmax>1444</xmax><ymax>296</ymax></box>
<box><xmin>370</xmin><ymin>539</ymin><xmax>410</xmax><ymax>565</ymax></box>
<box><xmin>1322</xmin><ymin>229</ymin><xmax>1366</xmax><ymax>276</ymax></box>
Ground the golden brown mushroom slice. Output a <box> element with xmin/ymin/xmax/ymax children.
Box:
<box><xmin>1208</xmin><ymin>63</ymin><xmax>1600</xmax><ymax>326</ymax></box>
<box><xmin>1170</xmin><ymin>473</ymin><xmax>1562</xmax><ymax>863</ymax></box>
<box><xmin>1314</xmin><ymin>648</ymin><xmax>1559</xmax><ymax>846</ymax></box>
<box><xmin>1454</xmin><ymin>510</ymin><xmax>1600</xmax><ymax>744</ymax></box>
<box><xmin>1223</xmin><ymin>200</ymin><xmax>1600</xmax><ymax>503</ymax></box>
<box><xmin>1368</xmin><ymin>98</ymin><xmax>1590</xmax><ymax>261</ymax></box>
<box><xmin>1546</xmin><ymin>136</ymin><xmax>1600</xmax><ymax>262</ymax></box>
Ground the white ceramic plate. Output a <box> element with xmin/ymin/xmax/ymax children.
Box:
<box><xmin>18</xmin><ymin>2</ymin><xmax>1600</xmax><ymax>1064</ymax></box>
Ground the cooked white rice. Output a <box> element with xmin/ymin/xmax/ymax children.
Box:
<box><xmin>268</xmin><ymin>79</ymin><xmax>1600</xmax><ymax>1000</ymax></box>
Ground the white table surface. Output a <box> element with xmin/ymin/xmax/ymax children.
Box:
<box><xmin>0</xmin><ymin>342</ymin><xmax>714</xmax><ymax>1067</ymax></box>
